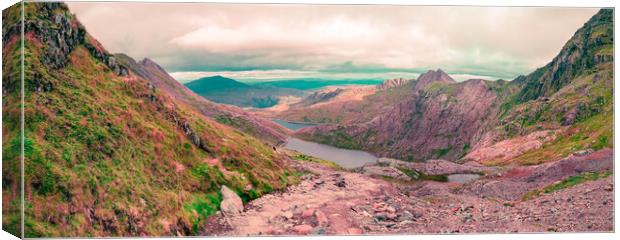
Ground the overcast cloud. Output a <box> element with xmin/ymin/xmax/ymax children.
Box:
<box><xmin>66</xmin><ymin>2</ymin><xmax>599</xmax><ymax>82</ymax></box>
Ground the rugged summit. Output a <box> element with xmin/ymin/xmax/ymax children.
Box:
<box><xmin>514</xmin><ymin>9</ymin><xmax>613</xmax><ymax>103</ymax></box>
<box><xmin>376</xmin><ymin>77</ymin><xmax>410</xmax><ymax>90</ymax></box>
<box><xmin>296</xmin><ymin>9</ymin><xmax>613</xmax><ymax>162</ymax></box>
<box><xmin>2</xmin><ymin>3</ymin><xmax>294</xmax><ymax>237</ymax></box>
<box><xmin>414</xmin><ymin>69</ymin><xmax>455</xmax><ymax>90</ymax></box>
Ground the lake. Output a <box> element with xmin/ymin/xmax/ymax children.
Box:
<box><xmin>284</xmin><ymin>137</ymin><xmax>378</xmax><ymax>169</ymax></box>
<box><xmin>272</xmin><ymin>119</ymin><xmax>317</xmax><ymax>131</ymax></box>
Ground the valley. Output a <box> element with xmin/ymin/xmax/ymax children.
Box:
<box><xmin>1</xmin><ymin>2</ymin><xmax>614</xmax><ymax>238</ymax></box>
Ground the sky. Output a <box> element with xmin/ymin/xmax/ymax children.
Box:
<box><xmin>66</xmin><ymin>2</ymin><xmax>599</xmax><ymax>83</ymax></box>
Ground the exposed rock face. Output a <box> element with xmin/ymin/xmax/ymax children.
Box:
<box><xmin>463</xmin><ymin>130</ymin><xmax>559</xmax><ymax>164</ymax></box>
<box><xmin>297</xmin><ymin>76</ymin><xmax>499</xmax><ymax>161</ymax></box>
<box><xmin>514</xmin><ymin>9</ymin><xmax>613</xmax><ymax>102</ymax></box>
<box><xmin>296</xmin><ymin>10</ymin><xmax>613</xmax><ymax>163</ymax></box>
<box><xmin>376</xmin><ymin>158</ymin><xmax>495</xmax><ymax>175</ymax></box>
<box><xmin>413</xmin><ymin>69</ymin><xmax>455</xmax><ymax>90</ymax></box>
<box><xmin>17</xmin><ymin>3</ymin><xmax>128</xmax><ymax>76</ymax></box>
<box><xmin>376</xmin><ymin>77</ymin><xmax>410</xmax><ymax>90</ymax></box>
<box><xmin>359</xmin><ymin>165</ymin><xmax>412</xmax><ymax>181</ymax></box>
<box><xmin>220</xmin><ymin>186</ymin><xmax>244</xmax><ymax>216</ymax></box>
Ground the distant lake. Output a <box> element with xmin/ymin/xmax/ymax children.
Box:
<box><xmin>272</xmin><ymin>119</ymin><xmax>316</xmax><ymax>131</ymax></box>
<box><xmin>284</xmin><ymin>137</ymin><xmax>378</xmax><ymax>169</ymax></box>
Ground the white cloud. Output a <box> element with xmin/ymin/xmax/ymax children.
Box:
<box><xmin>67</xmin><ymin>2</ymin><xmax>599</xmax><ymax>80</ymax></box>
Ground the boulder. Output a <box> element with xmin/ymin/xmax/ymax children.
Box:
<box><xmin>220</xmin><ymin>185</ymin><xmax>243</xmax><ymax>216</ymax></box>
<box><xmin>292</xmin><ymin>224</ymin><xmax>313</xmax><ymax>235</ymax></box>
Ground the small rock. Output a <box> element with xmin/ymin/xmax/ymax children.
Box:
<box><xmin>573</xmin><ymin>149</ymin><xmax>593</xmax><ymax>157</ymax></box>
<box><xmin>386</xmin><ymin>213</ymin><xmax>398</xmax><ymax>220</ymax></box>
<box><xmin>282</xmin><ymin>211</ymin><xmax>293</xmax><ymax>219</ymax></box>
<box><xmin>399</xmin><ymin>210</ymin><xmax>414</xmax><ymax>221</ymax></box>
<box><xmin>302</xmin><ymin>208</ymin><xmax>316</xmax><ymax>218</ymax></box>
<box><xmin>335</xmin><ymin>178</ymin><xmax>346</xmax><ymax>188</ymax></box>
<box><xmin>315</xmin><ymin>210</ymin><xmax>328</xmax><ymax>226</ymax></box>
<box><xmin>220</xmin><ymin>185</ymin><xmax>243</xmax><ymax>216</ymax></box>
<box><xmin>347</xmin><ymin>227</ymin><xmax>363</xmax><ymax>235</ymax></box>
<box><xmin>292</xmin><ymin>224</ymin><xmax>313</xmax><ymax>235</ymax></box>
<box><xmin>313</xmin><ymin>227</ymin><xmax>326</xmax><ymax>235</ymax></box>
<box><xmin>604</xmin><ymin>184</ymin><xmax>613</xmax><ymax>192</ymax></box>
<box><xmin>374</xmin><ymin>212</ymin><xmax>388</xmax><ymax>221</ymax></box>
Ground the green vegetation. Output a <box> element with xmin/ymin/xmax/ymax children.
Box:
<box><xmin>522</xmin><ymin>172</ymin><xmax>612</xmax><ymax>200</ymax></box>
<box><xmin>396</xmin><ymin>167</ymin><xmax>448</xmax><ymax>182</ymax></box>
<box><xmin>2</xmin><ymin>3</ymin><xmax>293</xmax><ymax>237</ymax></box>
<box><xmin>291</xmin><ymin>153</ymin><xmax>342</xmax><ymax>170</ymax></box>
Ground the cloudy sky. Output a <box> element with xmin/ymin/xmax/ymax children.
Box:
<box><xmin>66</xmin><ymin>2</ymin><xmax>599</xmax><ymax>82</ymax></box>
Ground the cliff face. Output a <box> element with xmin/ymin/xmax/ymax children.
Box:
<box><xmin>2</xmin><ymin>2</ymin><xmax>293</xmax><ymax>237</ymax></box>
<box><xmin>513</xmin><ymin>9</ymin><xmax>613</xmax><ymax>103</ymax></box>
<box><xmin>376</xmin><ymin>77</ymin><xmax>410</xmax><ymax>90</ymax></box>
<box><xmin>296</xmin><ymin>72</ymin><xmax>500</xmax><ymax>161</ymax></box>
<box><xmin>296</xmin><ymin>9</ymin><xmax>613</xmax><ymax>162</ymax></box>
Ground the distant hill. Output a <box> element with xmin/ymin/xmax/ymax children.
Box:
<box><xmin>185</xmin><ymin>76</ymin><xmax>302</xmax><ymax>108</ymax></box>
<box><xmin>185</xmin><ymin>75</ymin><xmax>251</xmax><ymax>93</ymax></box>
<box><xmin>254</xmin><ymin>79</ymin><xmax>383</xmax><ymax>90</ymax></box>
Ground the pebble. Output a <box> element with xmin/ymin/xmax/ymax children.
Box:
<box><xmin>292</xmin><ymin>224</ymin><xmax>314</xmax><ymax>235</ymax></box>
<box><xmin>347</xmin><ymin>227</ymin><xmax>363</xmax><ymax>235</ymax></box>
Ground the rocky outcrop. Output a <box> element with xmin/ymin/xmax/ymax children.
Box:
<box><xmin>376</xmin><ymin>77</ymin><xmax>410</xmax><ymax>90</ymax></box>
<box><xmin>376</xmin><ymin>158</ymin><xmax>495</xmax><ymax>175</ymax></box>
<box><xmin>514</xmin><ymin>9</ymin><xmax>613</xmax><ymax>103</ymax></box>
<box><xmin>19</xmin><ymin>3</ymin><xmax>128</xmax><ymax>76</ymax></box>
<box><xmin>220</xmin><ymin>186</ymin><xmax>244</xmax><ymax>216</ymax></box>
<box><xmin>297</xmin><ymin>75</ymin><xmax>499</xmax><ymax>161</ymax></box>
<box><xmin>413</xmin><ymin>69</ymin><xmax>455</xmax><ymax>90</ymax></box>
<box><xmin>359</xmin><ymin>165</ymin><xmax>413</xmax><ymax>181</ymax></box>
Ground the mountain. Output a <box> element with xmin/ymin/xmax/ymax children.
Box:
<box><xmin>114</xmin><ymin>55</ymin><xmax>289</xmax><ymax>145</ymax></box>
<box><xmin>2</xmin><ymin>2</ymin><xmax>295</xmax><ymax>237</ymax></box>
<box><xmin>185</xmin><ymin>76</ymin><xmax>302</xmax><ymax>108</ymax></box>
<box><xmin>185</xmin><ymin>75</ymin><xmax>251</xmax><ymax>93</ymax></box>
<box><xmin>295</xmin><ymin>9</ymin><xmax>613</xmax><ymax>163</ymax></box>
<box><xmin>254</xmin><ymin>79</ymin><xmax>383</xmax><ymax>90</ymax></box>
<box><xmin>376</xmin><ymin>77</ymin><xmax>410</xmax><ymax>90</ymax></box>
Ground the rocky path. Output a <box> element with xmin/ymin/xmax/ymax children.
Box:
<box><xmin>203</xmin><ymin>149</ymin><xmax>614</xmax><ymax>236</ymax></box>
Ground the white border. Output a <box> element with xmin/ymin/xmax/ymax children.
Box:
<box><xmin>0</xmin><ymin>1</ymin><xmax>617</xmax><ymax>240</ymax></box>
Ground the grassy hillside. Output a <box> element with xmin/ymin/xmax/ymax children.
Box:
<box><xmin>185</xmin><ymin>76</ymin><xmax>302</xmax><ymax>108</ymax></box>
<box><xmin>2</xmin><ymin>3</ymin><xmax>295</xmax><ymax>237</ymax></box>
<box><xmin>114</xmin><ymin>55</ymin><xmax>289</xmax><ymax>145</ymax></box>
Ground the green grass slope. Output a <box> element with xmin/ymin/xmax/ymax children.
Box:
<box><xmin>2</xmin><ymin>3</ymin><xmax>294</xmax><ymax>237</ymax></box>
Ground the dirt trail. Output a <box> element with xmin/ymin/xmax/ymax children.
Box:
<box><xmin>203</xmin><ymin>150</ymin><xmax>614</xmax><ymax>236</ymax></box>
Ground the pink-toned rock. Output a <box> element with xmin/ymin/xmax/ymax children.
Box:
<box><xmin>315</xmin><ymin>210</ymin><xmax>328</xmax><ymax>226</ymax></box>
<box><xmin>292</xmin><ymin>224</ymin><xmax>313</xmax><ymax>235</ymax></box>
<box><xmin>220</xmin><ymin>185</ymin><xmax>243</xmax><ymax>216</ymax></box>
<box><xmin>347</xmin><ymin>227</ymin><xmax>363</xmax><ymax>235</ymax></box>
<box><xmin>302</xmin><ymin>208</ymin><xmax>316</xmax><ymax>218</ymax></box>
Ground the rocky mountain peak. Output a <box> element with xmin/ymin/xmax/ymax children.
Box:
<box><xmin>415</xmin><ymin>69</ymin><xmax>455</xmax><ymax>90</ymax></box>
<box><xmin>376</xmin><ymin>77</ymin><xmax>410</xmax><ymax>90</ymax></box>
<box><xmin>515</xmin><ymin>8</ymin><xmax>613</xmax><ymax>103</ymax></box>
<box><xmin>139</xmin><ymin>57</ymin><xmax>168</xmax><ymax>74</ymax></box>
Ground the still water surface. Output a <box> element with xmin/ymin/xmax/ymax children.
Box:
<box><xmin>284</xmin><ymin>137</ymin><xmax>378</xmax><ymax>169</ymax></box>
